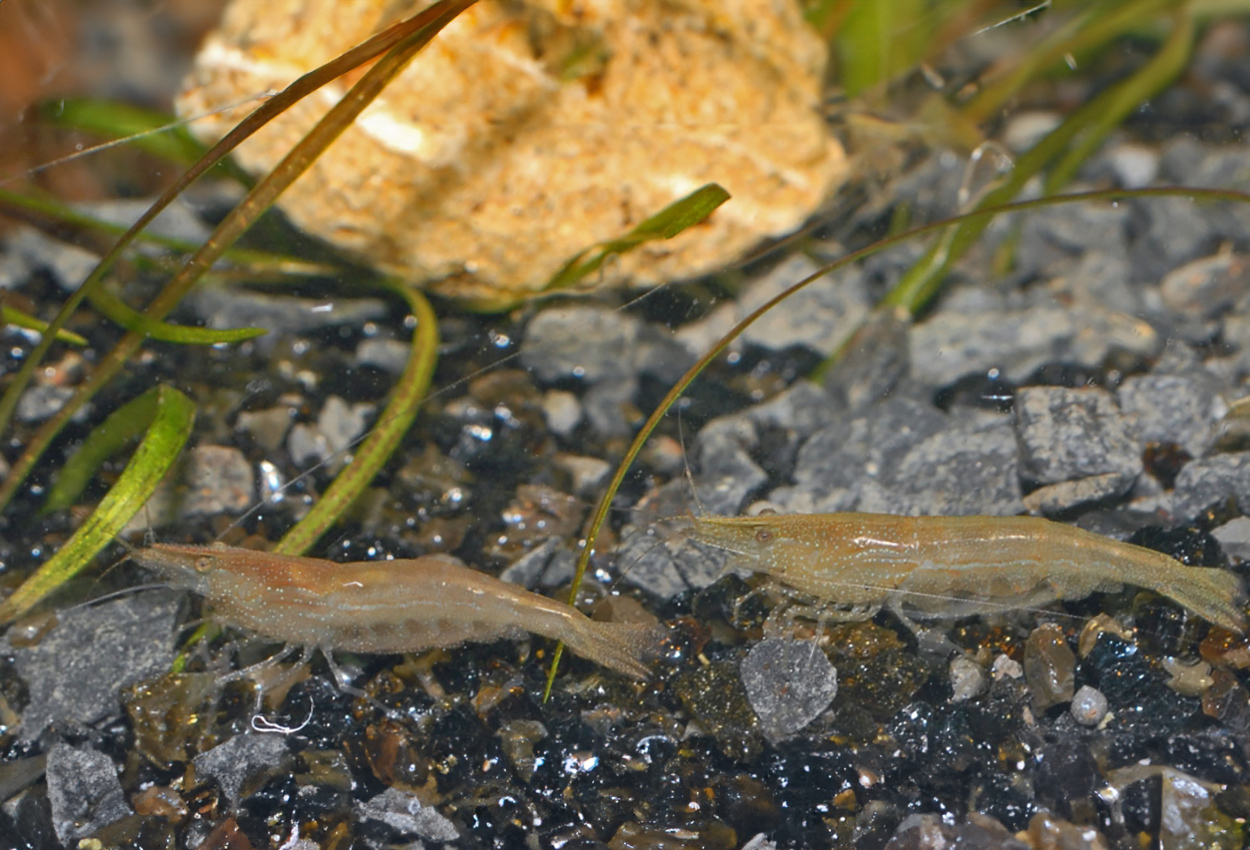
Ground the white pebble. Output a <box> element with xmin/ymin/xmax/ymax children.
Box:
<box><xmin>1070</xmin><ymin>685</ymin><xmax>1109</xmax><ymax>727</ymax></box>
<box><xmin>949</xmin><ymin>656</ymin><xmax>986</xmax><ymax>703</ymax></box>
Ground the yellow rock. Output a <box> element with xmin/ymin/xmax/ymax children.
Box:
<box><xmin>178</xmin><ymin>0</ymin><xmax>847</xmax><ymax>307</ymax></box>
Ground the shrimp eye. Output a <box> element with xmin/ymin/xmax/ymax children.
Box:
<box><xmin>194</xmin><ymin>556</ymin><xmax>214</xmax><ymax>573</ymax></box>
<box><xmin>754</xmin><ymin>527</ymin><xmax>774</xmax><ymax>545</ymax></box>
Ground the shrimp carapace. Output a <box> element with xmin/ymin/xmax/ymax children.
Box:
<box><xmin>132</xmin><ymin>543</ymin><xmax>661</xmax><ymax>679</ymax></box>
<box><xmin>689</xmin><ymin>512</ymin><xmax>1247</xmax><ymax>634</ymax></box>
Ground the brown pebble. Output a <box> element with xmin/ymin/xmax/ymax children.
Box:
<box><xmin>1023</xmin><ymin>623</ymin><xmax>1076</xmax><ymax>712</ymax></box>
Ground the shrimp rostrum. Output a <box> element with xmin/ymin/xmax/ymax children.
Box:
<box><xmin>131</xmin><ymin>543</ymin><xmax>661</xmax><ymax>679</ymax></box>
<box><xmin>689</xmin><ymin>512</ymin><xmax>1247</xmax><ymax>633</ymax></box>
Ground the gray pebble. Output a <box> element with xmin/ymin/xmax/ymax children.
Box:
<box><xmin>1024</xmin><ymin>472</ymin><xmax>1136</xmax><ymax>516</ymax></box>
<box><xmin>83</xmin><ymin>198</ymin><xmax>211</xmax><ymax>245</ymax></box>
<box><xmin>499</xmin><ymin>538</ymin><xmax>577</xmax><ymax>591</ymax></box>
<box><xmin>1015</xmin><ymin>202</ymin><xmax>1130</xmax><ymax>279</ymax></box>
<box><xmin>694</xmin><ymin>415</ymin><xmax>768</xmax><ymax>515</ymax></box>
<box><xmin>675</xmin><ymin>255</ymin><xmax>868</xmax><ymax>358</ymax></box>
<box><xmin>1015</xmin><ymin>386</ymin><xmax>1141</xmax><ymax>491</ymax></box>
<box><xmin>582</xmin><ymin>378</ymin><xmax>638</xmax><ymax>437</ymax></box>
<box><xmin>1001</xmin><ymin>111</ymin><xmax>1062</xmax><ymax>153</ymax></box>
<box><xmin>740</xmin><ymin>834</ymin><xmax>780</xmax><ymax>850</ymax></box>
<box><xmin>909</xmin><ymin>305</ymin><xmax>1159</xmax><ymax>387</ymax></box>
<box><xmin>822</xmin><ymin>306</ymin><xmax>911</xmax><ymax>411</ymax></box>
<box><xmin>554</xmin><ymin>453</ymin><xmax>611</xmax><ymax>497</ymax></box>
<box><xmin>616</xmin><ymin>525</ymin><xmax>728</xmax><ymax>600</ymax></box>
<box><xmin>355</xmin><ymin>337</ymin><xmax>412</xmax><ymax>374</ymax></box>
<box><xmin>1117</xmin><ymin>372</ymin><xmax>1220</xmax><ymax>458</ymax></box>
<box><xmin>1172</xmin><ymin>451</ymin><xmax>1250</xmax><ymax>521</ymax></box>
<box><xmin>1065</xmin><ymin>250</ymin><xmax>1139</xmax><ymax>314</ymax></box>
<box><xmin>15</xmin><ymin>385</ymin><xmax>79</xmax><ymax>423</ymax></box>
<box><xmin>1106</xmin><ymin>143</ymin><xmax>1160</xmax><ymax>189</ymax></box>
<box><xmin>1137</xmin><ymin>197</ymin><xmax>1220</xmax><ymax>274</ymax></box>
<box><xmin>743</xmin><ymin>379</ymin><xmax>841</xmax><ymax>444</ymax></box>
<box><xmin>288</xmin><ymin>396</ymin><xmax>374</xmax><ymax>472</ymax></box>
<box><xmin>860</xmin><ymin>420</ymin><xmax>1024</xmax><ymax>517</ymax></box>
<box><xmin>740</xmin><ymin>639</ymin><xmax>838</xmax><ymax>744</ymax></box>
<box><xmin>236</xmin><ymin>404</ymin><xmax>297</xmax><ymax>453</ymax></box>
<box><xmin>180</xmin><ymin>444</ymin><xmax>255</xmax><ymax>517</ymax></box>
<box><xmin>187</xmin><ymin>287</ymin><xmax>388</xmax><ymax>342</ymax></box>
<box><xmin>1212</xmin><ymin>517</ymin><xmax>1250</xmax><ymax>563</ymax></box>
<box><xmin>1160</xmin><ymin>250</ymin><xmax>1250</xmax><ymax>319</ymax></box>
<box><xmin>771</xmin><ymin>397</ymin><xmax>948</xmax><ymax>512</ymax></box>
<box><xmin>3</xmin><ymin>228</ymin><xmax>102</xmax><ymax>293</ymax></box>
<box><xmin>4</xmin><ymin>591</ymin><xmax>179</xmax><ymax>740</ymax></box>
<box><xmin>522</xmin><ymin>305</ymin><xmax>692</xmax><ymax>386</ymax></box>
<box><xmin>1158</xmin><ymin>767</ymin><xmax>1228</xmax><ymax>849</ymax></box>
<box><xmin>735</xmin><ymin>255</ymin><xmax>869</xmax><ymax>356</ymax></box>
<box><xmin>355</xmin><ymin>787</ymin><xmax>460</xmax><ymax>843</ymax></box>
<box><xmin>542</xmin><ymin>389</ymin><xmax>582</xmax><ymax>437</ymax></box>
<box><xmin>193</xmin><ymin>733</ymin><xmax>292</xmax><ymax>809</ymax></box>
<box><xmin>46</xmin><ymin>743</ymin><xmax>133</xmax><ymax>844</ymax></box>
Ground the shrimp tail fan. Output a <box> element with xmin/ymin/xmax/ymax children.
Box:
<box><xmin>561</xmin><ymin>620</ymin><xmax>665</xmax><ymax>680</ymax></box>
<box><xmin>1154</xmin><ymin>568</ymin><xmax>1247</xmax><ymax>634</ymax></box>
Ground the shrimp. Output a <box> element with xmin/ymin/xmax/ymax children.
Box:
<box><xmin>688</xmin><ymin>512</ymin><xmax>1247</xmax><ymax>633</ymax></box>
<box><xmin>130</xmin><ymin>543</ymin><xmax>659</xmax><ymax>679</ymax></box>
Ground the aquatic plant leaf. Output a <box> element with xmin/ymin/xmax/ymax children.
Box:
<box><xmin>0</xmin><ymin>385</ymin><xmax>195</xmax><ymax>623</ymax></box>
<box><xmin>0</xmin><ymin>306</ymin><xmax>87</xmax><ymax>345</ymax></box>
<box><xmin>542</xmin><ymin>183</ymin><xmax>731</xmax><ymax>295</ymax></box>
<box><xmin>276</xmin><ymin>286</ymin><xmax>438</xmax><ymax>556</ymax></box>
<box><xmin>42</xmin><ymin>386</ymin><xmax>172</xmax><ymax>514</ymax></box>
<box><xmin>962</xmin><ymin>0</ymin><xmax>1177</xmax><ymax>125</ymax></box>
<box><xmin>0</xmin><ymin>188</ymin><xmax>331</xmax><ymax>277</ymax></box>
<box><xmin>38</xmin><ymin>97</ymin><xmax>241</xmax><ymax>176</ymax></box>
<box><xmin>880</xmin><ymin>8</ymin><xmax>1196</xmax><ymax>318</ymax></box>
<box><xmin>835</xmin><ymin>0</ymin><xmax>932</xmax><ymax>97</ymax></box>
<box><xmin>1046</xmin><ymin>8</ymin><xmax>1193</xmax><ymax>191</ymax></box>
<box><xmin>86</xmin><ymin>286</ymin><xmax>266</xmax><ymax>345</ymax></box>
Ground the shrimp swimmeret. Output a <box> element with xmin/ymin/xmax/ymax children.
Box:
<box><xmin>688</xmin><ymin>512</ymin><xmax>1247</xmax><ymax>633</ymax></box>
<box><xmin>130</xmin><ymin>543</ymin><xmax>660</xmax><ymax>679</ymax></box>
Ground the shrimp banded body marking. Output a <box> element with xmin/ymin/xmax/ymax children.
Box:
<box><xmin>130</xmin><ymin>542</ymin><xmax>661</xmax><ymax>679</ymax></box>
<box><xmin>688</xmin><ymin>511</ymin><xmax>1247</xmax><ymax>634</ymax></box>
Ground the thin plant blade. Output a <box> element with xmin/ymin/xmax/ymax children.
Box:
<box><xmin>0</xmin><ymin>385</ymin><xmax>196</xmax><ymax>623</ymax></box>
<box><xmin>42</xmin><ymin>385</ymin><xmax>176</xmax><ymax>513</ymax></box>
<box><xmin>86</xmin><ymin>286</ymin><xmax>267</xmax><ymax>345</ymax></box>
<box><xmin>1</xmin><ymin>306</ymin><xmax>87</xmax><ymax>345</ymax></box>
<box><xmin>276</xmin><ymin>286</ymin><xmax>439</xmax><ymax>556</ymax></box>
<box><xmin>542</xmin><ymin>184</ymin><xmax>732</xmax><ymax>296</ymax></box>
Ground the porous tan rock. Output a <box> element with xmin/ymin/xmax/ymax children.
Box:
<box><xmin>177</xmin><ymin>0</ymin><xmax>847</xmax><ymax>307</ymax></box>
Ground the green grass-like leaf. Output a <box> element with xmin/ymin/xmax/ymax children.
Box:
<box><xmin>42</xmin><ymin>386</ymin><xmax>171</xmax><ymax>513</ymax></box>
<box><xmin>0</xmin><ymin>384</ymin><xmax>196</xmax><ymax>623</ymax></box>
<box><xmin>39</xmin><ymin>97</ymin><xmax>251</xmax><ymax>185</ymax></box>
<box><xmin>87</xmin><ymin>285</ymin><xmax>267</xmax><ymax>345</ymax></box>
<box><xmin>878</xmin><ymin>7</ymin><xmax>1195</xmax><ymax>319</ymax></box>
<box><xmin>1</xmin><ymin>306</ymin><xmax>87</xmax><ymax>345</ymax></box>
<box><xmin>276</xmin><ymin>286</ymin><xmax>439</xmax><ymax>556</ymax></box>
<box><xmin>542</xmin><ymin>183</ymin><xmax>731</xmax><ymax>294</ymax></box>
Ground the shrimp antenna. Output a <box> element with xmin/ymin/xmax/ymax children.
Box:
<box><xmin>676</xmin><ymin>405</ymin><xmax>707</xmax><ymax>519</ymax></box>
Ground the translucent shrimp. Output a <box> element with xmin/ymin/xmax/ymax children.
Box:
<box><xmin>689</xmin><ymin>512</ymin><xmax>1247</xmax><ymax>633</ymax></box>
<box><xmin>131</xmin><ymin>543</ymin><xmax>659</xmax><ymax>679</ymax></box>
